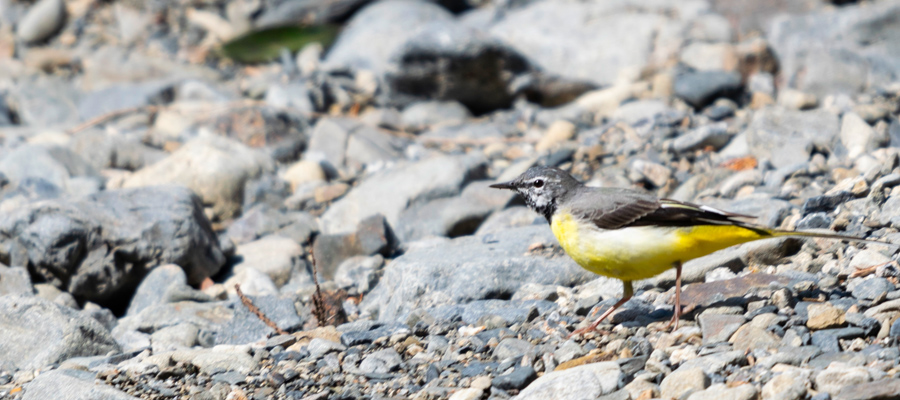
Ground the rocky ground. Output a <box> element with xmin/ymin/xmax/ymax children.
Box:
<box><xmin>2</xmin><ymin>0</ymin><xmax>900</xmax><ymax>399</ymax></box>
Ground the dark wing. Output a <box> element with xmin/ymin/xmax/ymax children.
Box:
<box><xmin>628</xmin><ymin>198</ymin><xmax>765</xmax><ymax>232</ymax></box>
<box><xmin>566</xmin><ymin>188</ymin><xmax>661</xmax><ymax>230</ymax></box>
<box><xmin>568</xmin><ymin>188</ymin><xmax>764</xmax><ymax>231</ymax></box>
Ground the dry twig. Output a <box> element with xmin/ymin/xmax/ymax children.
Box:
<box><xmin>310</xmin><ymin>249</ymin><xmax>327</xmax><ymax>327</ymax></box>
<box><xmin>234</xmin><ymin>283</ymin><xmax>289</xmax><ymax>335</ymax></box>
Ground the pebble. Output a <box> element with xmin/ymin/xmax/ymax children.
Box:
<box><xmin>16</xmin><ymin>0</ymin><xmax>66</xmax><ymax>44</ymax></box>
<box><xmin>762</xmin><ymin>373</ymin><xmax>808</xmax><ymax>400</ymax></box>
<box><xmin>535</xmin><ymin>120</ymin><xmax>577</xmax><ymax>152</ymax></box>
<box><xmin>807</xmin><ymin>303</ymin><xmax>847</xmax><ymax>330</ymax></box>
<box><xmin>515</xmin><ymin>362</ymin><xmax>622</xmax><ymax>400</ymax></box>
<box><xmin>661</xmin><ymin>367</ymin><xmax>709</xmax><ymax>399</ymax></box>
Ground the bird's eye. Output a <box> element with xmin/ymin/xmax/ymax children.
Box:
<box><xmin>533</xmin><ymin>179</ymin><xmax>544</xmax><ymax>188</ymax></box>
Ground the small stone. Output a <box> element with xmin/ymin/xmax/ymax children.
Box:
<box><xmin>850</xmin><ymin>278</ymin><xmax>893</xmax><ymax>302</ymax></box>
<box><xmin>841</xmin><ymin>112</ymin><xmax>887</xmax><ymax>160</ymax></box>
<box><xmin>631</xmin><ymin>159</ymin><xmax>671</xmax><ymax>187</ymax></box>
<box><xmin>833</xmin><ymin>379</ymin><xmax>900</xmax><ymax>400</ymax></box>
<box><xmin>674</xmin><ymin>70</ymin><xmax>742</xmax><ymax>109</ymax></box>
<box><xmin>807</xmin><ymin>303</ymin><xmax>847</xmax><ymax>330</ymax></box>
<box><xmin>699</xmin><ymin>314</ymin><xmax>745</xmax><ymax>345</ymax></box>
<box><xmin>515</xmin><ymin>362</ymin><xmax>622</xmax><ymax>400</ymax></box>
<box><xmin>687</xmin><ymin>383</ymin><xmax>758</xmax><ymax>400</ymax></box>
<box><xmin>535</xmin><ymin>120</ymin><xmax>577</xmax><ymax>152</ymax></box>
<box><xmin>448</xmin><ymin>388</ymin><xmax>483</xmax><ymax>400</ymax></box>
<box><xmin>763</xmin><ymin>373</ymin><xmax>808</xmax><ymax>400</ymax></box>
<box><xmin>314</xmin><ymin>183</ymin><xmax>350</xmax><ymax>204</ymax></box>
<box><xmin>307</xmin><ymin>338</ymin><xmax>346</xmax><ymax>359</ymax></box>
<box><xmin>16</xmin><ymin>0</ymin><xmax>66</xmax><ymax>44</ymax></box>
<box><xmin>671</xmin><ymin>122</ymin><xmax>732</xmax><ymax>153</ymax></box>
<box><xmin>494</xmin><ymin>338</ymin><xmax>534</xmax><ymax>361</ymax></box>
<box><xmin>660</xmin><ymin>367</ymin><xmax>709</xmax><ymax>399</ymax></box>
<box><xmin>729</xmin><ymin>323</ymin><xmax>780</xmax><ymax>351</ymax></box>
<box><xmin>282</xmin><ymin>160</ymin><xmax>326</xmax><ymax>191</ymax></box>
<box><xmin>358</xmin><ymin>348</ymin><xmax>402</xmax><ymax>374</ymax></box>
<box><xmin>778</xmin><ymin>89</ymin><xmax>818</xmax><ymax>110</ymax></box>
<box><xmin>815</xmin><ymin>364</ymin><xmax>872</xmax><ymax>395</ymax></box>
<box><xmin>492</xmin><ymin>366</ymin><xmax>537</xmax><ymax>390</ymax></box>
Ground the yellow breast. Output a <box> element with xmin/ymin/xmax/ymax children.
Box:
<box><xmin>550</xmin><ymin>211</ymin><xmax>770</xmax><ymax>281</ymax></box>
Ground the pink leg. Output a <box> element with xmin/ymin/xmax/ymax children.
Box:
<box><xmin>569</xmin><ymin>281</ymin><xmax>633</xmax><ymax>338</ymax></box>
<box><xmin>666</xmin><ymin>261</ymin><xmax>683</xmax><ymax>330</ymax></box>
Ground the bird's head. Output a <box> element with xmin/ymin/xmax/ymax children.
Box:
<box><xmin>489</xmin><ymin>166</ymin><xmax>581</xmax><ymax>219</ymax></box>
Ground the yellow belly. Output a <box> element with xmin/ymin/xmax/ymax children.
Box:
<box><xmin>550</xmin><ymin>211</ymin><xmax>770</xmax><ymax>281</ymax></box>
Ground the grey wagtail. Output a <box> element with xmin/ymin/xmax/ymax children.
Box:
<box><xmin>491</xmin><ymin>166</ymin><xmax>891</xmax><ymax>337</ymax></box>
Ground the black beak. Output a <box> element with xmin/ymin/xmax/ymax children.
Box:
<box><xmin>489</xmin><ymin>181</ymin><xmax>516</xmax><ymax>190</ymax></box>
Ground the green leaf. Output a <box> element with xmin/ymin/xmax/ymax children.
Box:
<box><xmin>221</xmin><ymin>25</ymin><xmax>339</xmax><ymax>63</ymax></box>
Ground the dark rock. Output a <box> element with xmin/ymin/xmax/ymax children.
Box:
<box><xmin>0</xmin><ymin>295</ymin><xmax>120</xmax><ymax>371</ymax></box>
<box><xmin>492</xmin><ymin>366</ymin><xmax>537</xmax><ymax>390</ymax></box>
<box><xmin>340</xmin><ymin>322</ymin><xmax>409</xmax><ymax>346</ymax></box>
<box><xmin>225</xmin><ymin>205</ymin><xmax>317</xmax><ymax>246</ymax></box>
<box><xmin>674</xmin><ymin>70</ymin><xmax>743</xmax><ymax>109</ymax></box>
<box><xmin>385</xmin><ymin>19</ymin><xmax>532</xmax><ymax>114</ymax></box>
<box><xmin>844</xmin><ymin>312</ymin><xmax>880</xmax><ymax>337</ymax></box>
<box><xmin>360</xmin><ymin>225</ymin><xmax>594</xmax><ymax>322</ymax></box>
<box><xmin>313</xmin><ymin>214</ymin><xmax>397</xmax><ymax>279</ymax></box>
<box><xmin>889</xmin><ymin>318</ymin><xmax>900</xmax><ymax>339</ymax></box>
<box><xmin>0</xmin><ymin>185</ymin><xmax>224</xmax><ymax>303</ymax></box>
<box><xmin>21</xmin><ymin>369</ymin><xmax>138</xmax><ymax>400</ymax></box>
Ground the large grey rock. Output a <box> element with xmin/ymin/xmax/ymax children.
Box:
<box><xmin>0</xmin><ymin>295</ymin><xmax>120</xmax><ymax>371</ymax></box>
<box><xmin>396</xmin><ymin>180</ymin><xmax>515</xmax><ymax>242</ymax></box>
<box><xmin>0</xmin><ymin>186</ymin><xmax>225</xmax><ymax>302</ymax></box>
<box><xmin>324</xmin><ymin>0</ymin><xmax>453</xmax><ymax>74</ymax></box>
<box><xmin>768</xmin><ymin>2</ymin><xmax>900</xmax><ymax>96</ymax></box>
<box><xmin>122</xmin><ymin>135</ymin><xmax>274</xmax><ymax>220</ymax></box>
<box><xmin>77</xmin><ymin>81</ymin><xmax>175</xmax><ymax>122</ymax></box>
<box><xmin>319</xmin><ymin>154</ymin><xmax>486</xmax><ymax>235</ymax></box>
<box><xmin>674</xmin><ymin>70</ymin><xmax>743</xmax><ymax>109</ymax></box>
<box><xmin>515</xmin><ymin>361</ymin><xmax>623</xmax><ymax>400</ymax></box>
<box><xmin>15</xmin><ymin>0</ymin><xmax>65</xmax><ymax>44</ymax></box>
<box><xmin>385</xmin><ymin>19</ymin><xmax>531</xmax><ymax>113</ymax></box>
<box><xmin>0</xmin><ymin>145</ymin><xmax>99</xmax><ymax>192</ymax></box>
<box><xmin>22</xmin><ymin>369</ymin><xmax>138</xmax><ymax>400</ymax></box>
<box><xmin>489</xmin><ymin>1</ymin><xmax>670</xmax><ymax>86</ymax></box>
<box><xmin>360</xmin><ymin>225</ymin><xmax>595</xmax><ymax>322</ymax></box>
<box><xmin>5</xmin><ymin>76</ymin><xmax>81</xmax><ymax>127</ymax></box>
<box><xmin>745</xmin><ymin>108</ymin><xmax>840</xmax><ymax>168</ymax></box>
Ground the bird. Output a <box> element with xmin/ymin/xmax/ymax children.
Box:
<box><xmin>490</xmin><ymin>165</ymin><xmax>891</xmax><ymax>337</ymax></box>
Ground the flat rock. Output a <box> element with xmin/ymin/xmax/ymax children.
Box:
<box><xmin>319</xmin><ymin>154</ymin><xmax>486</xmax><ymax>235</ymax></box>
<box><xmin>681</xmin><ymin>274</ymin><xmax>791</xmax><ymax>309</ymax></box>
<box><xmin>661</xmin><ymin>367</ymin><xmax>709</xmax><ymax>399</ymax></box>
<box><xmin>687</xmin><ymin>383</ymin><xmax>758</xmax><ymax>400</ymax></box>
<box><xmin>815</xmin><ymin>364</ymin><xmax>873</xmax><ymax>395</ymax></box>
<box><xmin>745</xmin><ymin>107</ymin><xmax>840</xmax><ymax>169</ymax></box>
<box><xmin>699</xmin><ymin>314</ymin><xmax>745</xmax><ymax>345</ymax></box>
<box><xmin>360</xmin><ymin>225</ymin><xmax>594</xmax><ymax>322</ymax></box>
<box><xmin>22</xmin><ymin>369</ymin><xmax>138</xmax><ymax>400</ymax></box>
<box><xmin>0</xmin><ymin>295</ymin><xmax>120</xmax><ymax>371</ymax></box>
<box><xmin>515</xmin><ymin>361</ymin><xmax>622</xmax><ymax>400</ymax></box>
<box><xmin>833</xmin><ymin>379</ymin><xmax>900</xmax><ymax>400</ymax></box>
<box><xmin>807</xmin><ymin>303</ymin><xmax>846</xmax><ymax>330</ymax></box>
<box><xmin>489</xmin><ymin>2</ymin><xmax>666</xmax><ymax>86</ymax></box>
<box><xmin>0</xmin><ymin>185</ymin><xmax>224</xmax><ymax>302</ymax></box>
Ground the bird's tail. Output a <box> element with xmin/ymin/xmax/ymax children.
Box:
<box><xmin>768</xmin><ymin>229</ymin><xmax>897</xmax><ymax>248</ymax></box>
